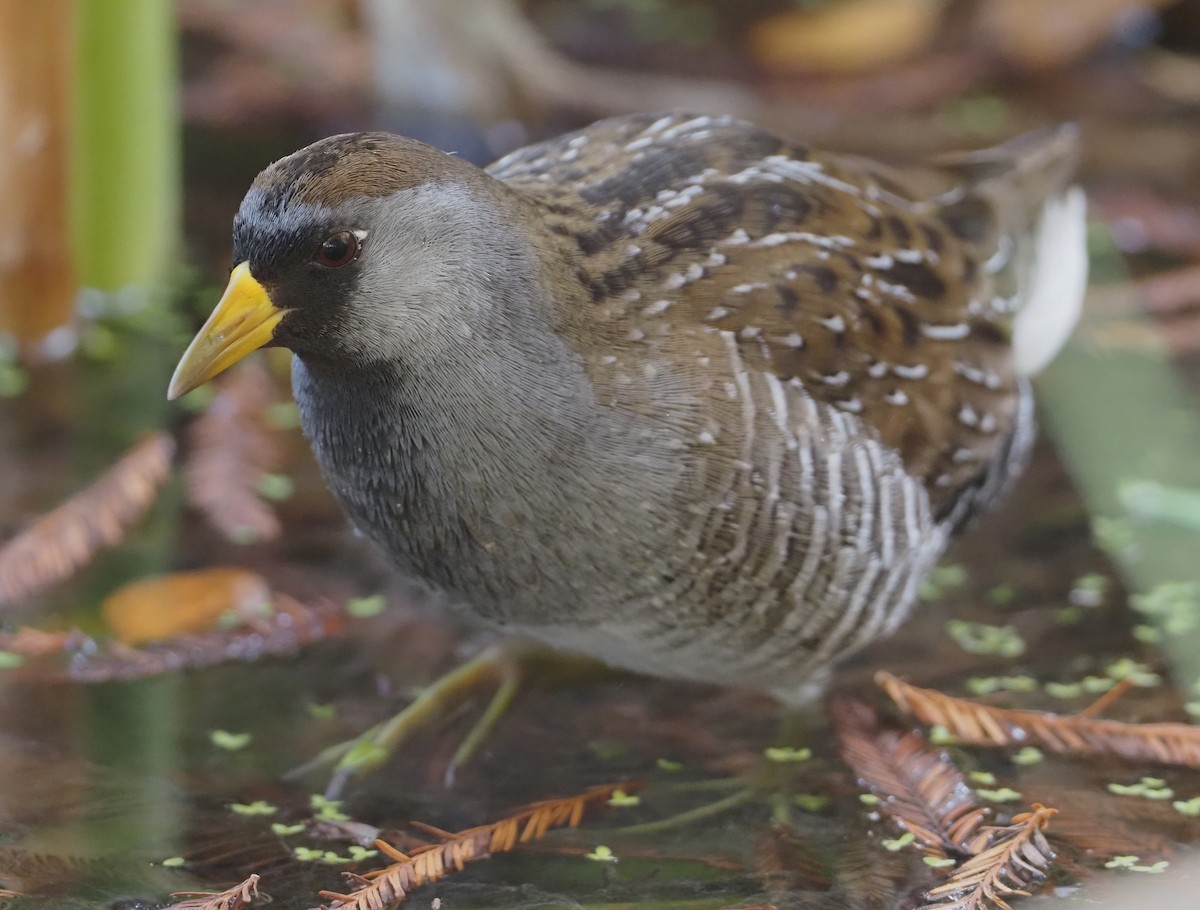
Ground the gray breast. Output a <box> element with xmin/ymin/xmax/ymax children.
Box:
<box><xmin>295</xmin><ymin>340</ymin><xmax>954</xmax><ymax>704</ymax></box>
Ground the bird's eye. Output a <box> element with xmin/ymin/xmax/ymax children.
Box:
<box><xmin>315</xmin><ymin>231</ymin><xmax>359</xmax><ymax>268</ymax></box>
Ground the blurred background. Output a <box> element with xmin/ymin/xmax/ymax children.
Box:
<box><xmin>2</xmin><ymin>1</ymin><xmax>1200</xmax><ymax>908</ymax></box>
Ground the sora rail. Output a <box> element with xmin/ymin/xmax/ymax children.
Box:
<box><xmin>170</xmin><ymin>112</ymin><xmax>1086</xmax><ymax>703</ymax></box>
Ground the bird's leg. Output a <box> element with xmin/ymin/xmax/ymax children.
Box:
<box><xmin>442</xmin><ymin>656</ymin><xmax>525</xmax><ymax>787</ymax></box>
<box><xmin>291</xmin><ymin>640</ymin><xmax>615</xmax><ymax>797</ymax></box>
<box><xmin>309</xmin><ymin>642</ymin><xmax>519</xmax><ymax>798</ymax></box>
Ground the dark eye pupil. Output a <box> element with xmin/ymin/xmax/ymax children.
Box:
<box><xmin>318</xmin><ymin>231</ymin><xmax>357</xmax><ymax>267</ymax></box>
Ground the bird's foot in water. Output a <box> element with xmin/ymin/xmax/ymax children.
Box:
<box><xmin>290</xmin><ymin>639</ymin><xmax>613</xmax><ymax>798</ymax></box>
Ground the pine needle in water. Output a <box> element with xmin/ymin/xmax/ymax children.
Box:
<box><xmin>315</xmin><ymin>782</ymin><xmax>640</xmax><ymax>910</ymax></box>
<box><xmin>166</xmin><ymin>874</ymin><xmax>263</xmax><ymax>910</ymax></box>
<box><xmin>877</xmin><ymin>672</ymin><xmax>1200</xmax><ymax>767</ymax></box>
<box><xmin>0</xmin><ymin>432</ymin><xmax>175</xmax><ymax>607</ymax></box>
<box><xmin>920</xmin><ymin>806</ymin><xmax>1057</xmax><ymax>910</ymax></box>
<box><xmin>833</xmin><ymin>698</ymin><xmax>987</xmax><ymax>856</ymax></box>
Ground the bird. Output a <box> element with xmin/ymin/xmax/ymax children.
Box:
<box><xmin>169</xmin><ymin>111</ymin><xmax>1086</xmax><ymax>709</ymax></box>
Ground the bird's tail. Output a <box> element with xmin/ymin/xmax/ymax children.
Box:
<box><xmin>935</xmin><ymin>124</ymin><xmax>1088</xmax><ymax>375</ymax></box>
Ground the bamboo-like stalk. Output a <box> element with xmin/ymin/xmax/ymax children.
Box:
<box><xmin>71</xmin><ymin>0</ymin><xmax>180</xmax><ymax>292</ymax></box>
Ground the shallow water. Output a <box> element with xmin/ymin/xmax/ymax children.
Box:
<box><xmin>4</xmin><ymin>4</ymin><xmax>1200</xmax><ymax>906</ymax></box>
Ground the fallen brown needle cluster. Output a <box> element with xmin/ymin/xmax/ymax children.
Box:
<box><xmin>0</xmin><ymin>432</ymin><xmax>175</xmax><ymax>606</ymax></box>
<box><xmin>833</xmin><ymin>698</ymin><xmax>1061</xmax><ymax>909</ymax></box>
<box><xmin>315</xmin><ymin>782</ymin><xmax>640</xmax><ymax>910</ymax></box>
<box><xmin>165</xmin><ymin>873</ymin><xmax>262</xmax><ymax>910</ymax></box>
<box><xmin>921</xmin><ymin>806</ymin><xmax>1058</xmax><ymax>910</ymax></box>
<box><xmin>834</xmin><ymin>699</ymin><xmax>988</xmax><ymax>856</ymax></box>
<box><xmin>877</xmin><ymin>671</ymin><xmax>1200</xmax><ymax>767</ymax></box>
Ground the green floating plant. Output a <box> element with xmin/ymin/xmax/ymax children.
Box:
<box><xmin>928</xmin><ymin>725</ymin><xmax>958</xmax><ymax>746</ymax></box>
<box><xmin>1044</xmin><ymin>681</ymin><xmax>1083</xmax><ymax>699</ymax></box>
<box><xmin>230</xmin><ymin>800</ymin><xmax>276</xmax><ymax>816</ymax></box>
<box><xmin>1130</xmin><ymin>581</ymin><xmax>1200</xmax><ymax>637</ymax></box>
<box><xmin>1107</xmin><ymin>777</ymin><xmax>1174</xmax><ymax>800</ymax></box>
<box><xmin>210</xmin><ymin>729</ymin><xmax>252</xmax><ymax>751</ymax></box>
<box><xmin>919</xmin><ymin>563</ymin><xmax>968</xmax><ymax>601</ymax></box>
<box><xmin>764</xmin><ymin>746</ymin><xmax>812</xmax><ymax>763</ymax></box>
<box><xmin>793</xmin><ymin>793</ymin><xmax>829</xmax><ymax>812</ymax></box>
<box><xmin>607</xmin><ymin>789</ymin><xmax>640</xmax><ymax>807</ymax></box>
<box><xmin>881</xmin><ymin>832</ymin><xmax>915</xmax><ymax>852</ymax></box>
<box><xmin>310</xmin><ymin>793</ymin><xmax>351</xmax><ymax>822</ymax></box>
<box><xmin>586</xmin><ymin>845</ymin><xmax>618</xmax><ymax>863</ymax></box>
<box><xmin>975</xmin><ymin>788</ymin><xmax>1022</xmax><ymax>803</ymax></box>
<box><xmin>966</xmin><ymin>675</ymin><xmax>1037</xmax><ymax>696</ymax></box>
<box><xmin>1104</xmin><ymin>658</ymin><xmax>1162</xmax><ymax>688</ymax></box>
<box><xmin>347</xmin><ymin>594</ymin><xmax>387</xmax><ymax>618</ymax></box>
<box><xmin>945</xmin><ymin>620</ymin><xmax>1025</xmax><ymax>658</ymax></box>
<box><xmin>257</xmin><ymin>472</ymin><xmax>295</xmax><ymax>502</ymax></box>
<box><xmin>1172</xmin><ymin>796</ymin><xmax>1200</xmax><ymax>817</ymax></box>
<box><xmin>294</xmin><ymin>846</ymin><xmax>358</xmax><ymax>864</ymax></box>
<box><xmin>923</xmin><ymin>855</ymin><xmax>958</xmax><ymax>868</ymax></box>
<box><xmin>1104</xmin><ymin>855</ymin><xmax>1169</xmax><ymax>873</ymax></box>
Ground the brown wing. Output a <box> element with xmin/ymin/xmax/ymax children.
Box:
<box><xmin>491</xmin><ymin>113</ymin><xmax>1056</xmax><ymax>519</ymax></box>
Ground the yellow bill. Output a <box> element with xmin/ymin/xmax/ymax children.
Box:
<box><xmin>168</xmin><ymin>262</ymin><xmax>287</xmax><ymax>400</ymax></box>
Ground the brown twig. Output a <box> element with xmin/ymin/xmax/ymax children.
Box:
<box><xmin>185</xmin><ymin>362</ymin><xmax>284</xmax><ymax>544</ymax></box>
<box><xmin>0</xmin><ymin>626</ymin><xmax>81</xmax><ymax>656</ymax></box>
<box><xmin>65</xmin><ymin>594</ymin><xmax>345</xmax><ymax>683</ymax></box>
<box><xmin>877</xmin><ymin>672</ymin><xmax>1200</xmax><ymax>767</ymax></box>
<box><xmin>921</xmin><ymin>805</ymin><xmax>1057</xmax><ymax>910</ymax></box>
<box><xmin>1076</xmin><ymin>677</ymin><xmax>1134</xmax><ymax>720</ymax></box>
<box><xmin>0</xmin><ymin>432</ymin><xmax>175</xmax><ymax>607</ymax></box>
<box><xmin>315</xmin><ymin>782</ymin><xmax>641</xmax><ymax>909</ymax></box>
<box><xmin>833</xmin><ymin>699</ymin><xmax>988</xmax><ymax>856</ymax></box>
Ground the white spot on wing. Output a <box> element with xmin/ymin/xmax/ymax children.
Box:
<box><xmin>820</xmin><ymin>315</ymin><xmax>846</xmax><ymax>333</ymax></box>
<box><xmin>922</xmin><ymin>323</ymin><xmax>970</xmax><ymax>341</ymax></box>
<box><xmin>892</xmin><ymin>363</ymin><xmax>928</xmax><ymax>380</ymax></box>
